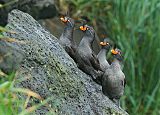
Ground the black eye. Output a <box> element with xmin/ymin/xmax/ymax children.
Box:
<box><xmin>118</xmin><ymin>51</ymin><xmax>122</xmax><ymax>55</ymax></box>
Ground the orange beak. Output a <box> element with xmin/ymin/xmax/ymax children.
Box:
<box><xmin>60</xmin><ymin>17</ymin><xmax>68</xmax><ymax>23</ymax></box>
<box><xmin>111</xmin><ymin>49</ymin><xmax>118</xmax><ymax>54</ymax></box>
<box><xmin>80</xmin><ymin>26</ymin><xmax>87</xmax><ymax>31</ymax></box>
<box><xmin>100</xmin><ymin>42</ymin><xmax>109</xmax><ymax>46</ymax></box>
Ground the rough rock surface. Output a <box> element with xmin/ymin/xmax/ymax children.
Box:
<box><xmin>0</xmin><ymin>0</ymin><xmax>57</xmax><ymax>26</ymax></box>
<box><xmin>3</xmin><ymin>10</ymin><xmax>128</xmax><ymax>115</ymax></box>
<box><xmin>0</xmin><ymin>41</ymin><xmax>23</xmax><ymax>74</ymax></box>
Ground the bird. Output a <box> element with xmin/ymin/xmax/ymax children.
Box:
<box><xmin>102</xmin><ymin>47</ymin><xmax>125</xmax><ymax>107</ymax></box>
<box><xmin>59</xmin><ymin>15</ymin><xmax>77</xmax><ymax>60</ymax></box>
<box><xmin>75</xmin><ymin>24</ymin><xmax>103</xmax><ymax>84</ymax></box>
<box><xmin>97</xmin><ymin>38</ymin><xmax>111</xmax><ymax>72</ymax></box>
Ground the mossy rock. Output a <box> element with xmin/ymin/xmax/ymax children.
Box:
<box><xmin>3</xmin><ymin>10</ymin><xmax>128</xmax><ymax>115</ymax></box>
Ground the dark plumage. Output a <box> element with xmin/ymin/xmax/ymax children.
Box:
<box><xmin>97</xmin><ymin>38</ymin><xmax>111</xmax><ymax>72</ymax></box>
<box><xmin>75</xmin><ymin>24</ymin><xmax>103</xmax><ymax>84</ymax></box>
<box><xmin>59</xmin><ymin>16</ymin><xmax>77</xmax><ymax>60</ymax></box>
<box><xmin>102</xmin><ymin>48</ymin><xmax>125</xmax><ymax>107</ymax></box>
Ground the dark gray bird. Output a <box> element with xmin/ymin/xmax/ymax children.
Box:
<box><xmin>59</xmin><ymin>15</ymin><xmax>77</xmax><ymax>60</ymax></box>
<box><xmin>75</xmin><ymin>24</ymin><xmax>103</xmax><ymax>84</ymax></box>
<box><xmin>97</xmin><ymin>38</ymin><xmax>111</xmax><ymax>72</ymax></box>
<box><xmin>102</xmin><ymin>48</ymin><xmax>125</xmax><ymax>107</ymax></box>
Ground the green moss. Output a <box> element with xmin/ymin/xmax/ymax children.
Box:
<box><xmin>46</xmin><ymin>56</ymin><xmax>84</xmax><ymax>101</ymax></box>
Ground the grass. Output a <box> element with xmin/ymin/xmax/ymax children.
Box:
<box><xmin>0</xmin><ymin>71</ymin><xmax>55</xmax><ymax>115</ymax></box>
<box><xmin>0</xmin><ymin>1</ymin><xmax>49</xmax><ymax>113</ymax></box>
<box><xmin>60</xmin><ymin>0</ymin><xmax>160</xmax><ymax>114</ymax></box>
<box><xmin>0</xmin><ymin>24</ymin><xmax>55</xmax><ymax>114</ymax></box>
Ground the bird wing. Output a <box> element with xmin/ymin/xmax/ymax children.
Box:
<box><xmin>65</xmin><ymin>46</ymin><xmax>75</xmax><ymax>56</ymax></box>
<box><xmin>102</xmin><ymin>70</ymin><xmax>116</xmax><ymax>98</ymax></box>
<box><xmin>81</xmin><ymin>56</ymin><xmax>93</xmax><ymax>67</ymax></box>
<box><xmin>121</xmin><ymin>73</ymin><xmax>126</xmax><ymax>88</ymax></box>
<box><xmin>89</xmin><ymin>53</ymin><xmax>102</xmax><ymax>71</ymax></box>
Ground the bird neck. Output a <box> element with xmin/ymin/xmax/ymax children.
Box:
<box><xmin>111</xmin><ymin>58</ymin><xmax>122</xmax><ymax>70</ymax></box>
<box><xmin>97</xmin><ymin>48</ymin><xmax>110</xmax><ymax>70</ymax></box>
<box><xmin>79</xmin><ymin>37</ymin><xmax>93</xmax><ymax>48</ymax></box>
<box><xmin>98</xmin><ymin>48</ymin><xmax>108</xmax><ymax>60</ymax></box>
<box><xmin>63</xmin><ymin>26</ymin><xmax>74</xmax><ymax>40</ymax></box>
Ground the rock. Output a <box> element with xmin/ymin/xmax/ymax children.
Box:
<box><xmin>3</xmin><ymin>9</ymin><xmax>128</xmax><ymax>115</ymax></box>
<box><xmin>17</xmin><ymin>0</ymin><xmax>58</xmax><ymax>20</ymax></box>
<box><xmin>0</xmin><ymin>41</ymin><xmax>23</xmax><ymax>74</ymax></box>
<box><xmin>0</xmin><ymin>0</ymin><xmax>58</xmax><ymax>26</ymax></box>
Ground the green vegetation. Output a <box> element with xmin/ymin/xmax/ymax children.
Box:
<box><xmin>62</xmin><ymin>0</ymin><xmax>160</xmax><ymax>114</ymax></box>
<box><xmin>0</xmin><ymin>71</ymin><xmax>53</xmax><ymax>115</ymax></box>
<box><xmin>0</xmin><ymin>25</ymin><xmax>54</xmax><ymax>114</ymax></box>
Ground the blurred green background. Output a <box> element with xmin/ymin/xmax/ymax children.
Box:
<box><xmin>0</xmin><ymin>0</ymin><xmax>160</xmax><ymax>114</ymax></box>
<box><xmin>59</xmin><ymin>0</ymin><xmax>160</xmax><ymax>114</ymax></box>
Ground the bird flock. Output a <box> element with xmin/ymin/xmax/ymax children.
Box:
<box><xmin>59</xmin><ymin>14</ymin><xmax>125</xmax><ymax>108</ymax></box>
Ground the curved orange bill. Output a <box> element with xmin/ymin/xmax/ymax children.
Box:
<box><xmin>60</xmin><ymin>17</ymin><xmax>68</xmax><ymax>23</ymax></box>
<box><xmin>111</xmin><ymin>49</ymin><xmax>118</xmax><ymax>54</ymax></box>
<box><xmin>80</xmin><ymin>26</ymin><xmax>87</xmax><ymax>31</ymax></box>
<box><xmin>100</xmin><ymin>42</ymin><xmax>109</xmax><ymax>46</ymax></box>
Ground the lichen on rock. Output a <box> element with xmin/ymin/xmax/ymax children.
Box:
<box><xmin>3</xmin><ymin>9</ymin><xmax>128</xmax><ymax>115</ymax></box>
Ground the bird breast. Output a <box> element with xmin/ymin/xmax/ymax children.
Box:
<box><xmin>102</xmin><ymin>69</ymin><xmax>125</xmax><ymax>98</ymax></box>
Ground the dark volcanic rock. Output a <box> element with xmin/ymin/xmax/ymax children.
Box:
<box><xmin>0</xmin><ymin>0</ymin><xmax>57</xmax><ymax>26</ymax></box>
<box><xmin>3</xmin><ymin>10</ymin><xmax>128</xmax><ymax>115</ymax></box>
<box><xmin>0</xmin><ymin>41</ymin><xmax>23</xmax><ymax>74</ymax></box>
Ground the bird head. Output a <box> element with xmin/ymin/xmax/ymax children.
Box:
<box><xmin>111</xmin><ymin>46</ymin><xmax>123</xmax><ymax>61</ymax></box>
<box><xmin>99</xmin><ymin>38</ymin><xmax>111</xmax><ymax>50</ymax></box>
<box><xmin>60</xmin><ymin>15</ymin><xmax>75</xmax><ymax>27</ymax></box>
<box><xmin>79</xmin><ymin>24</ymin><xmax>95</xmax><ymax>37</ymax></box>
